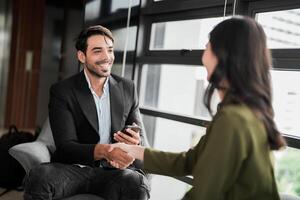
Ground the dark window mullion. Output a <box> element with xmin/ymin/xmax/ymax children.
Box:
<box><xmin>114</xmin><ymin>51</ymin><xmax>135</xmax><ymax>63</ymax></box>
<box><xmin>140</xmin><ymin>109</ymin><xmax>300</xmax><ymax>149</ymax></box>
<box><xmin>136</xmin><ymin>50</ymin><xmax>203</xmax><ymax>65</ymax></box>
<box><xmin>136</xmin><ymin>56</ymin><xmax>201</xmax><ymax>65</ymax></box>
<box><xmin>142</xmin><ymin>7</ymin><xmax>230</xmax><ymax>23</ymax></box>
<box><xmin>140</xmin><ymin>107</ymin><xmax>210</xmax><ymax>128</ymax></box>
<box><xmin>144</xmin><ymin>0</ymin><xmax>235</xmax><ymax>15</ymax></box>
<box><xmin>271</xmin><ymin>49</ymin><xmax>300</xmax><ymax>58</ymax></box>
<box><xmin>284</xmin><ymin>135</ymin><xmax>300</xmax><ymax>149</ymax></box>
<box><xmin>85</xmin><ymin>7</ymin><xmax>139</xmax><ymax>27</ymax></box>
<box><xmin>249</xmin><ymin>0</ymin><xmax>300</xmax><ymax>16</ymax></box>
<box><xmin>273</xmin><ymin>58</ymin><xmax>300</xmax><ymax>70</ymax></box>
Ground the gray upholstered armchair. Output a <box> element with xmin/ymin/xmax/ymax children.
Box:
<box><xmin>9</xmin><ymin>118</ymin><xmax>104</xmax><ymax>200</ymax></box>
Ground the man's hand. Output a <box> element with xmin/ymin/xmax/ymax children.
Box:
<box><xmin>94</xmin><ymin>144</ymin><xmax>134</xmax><ymax>169</ymax></box>
<box><xmin>106</xmin><ymin>147</ymin><xmax>134</xmax><ymax>169</ymax></box>
<box><xmin>110</xmin><ymin>143</ymin><xmax>145</xmax><ymax>161</ymax></box>
<box><xmin>114</xmin><ymin>123</ymin><xmax>141</xmax><ymax>145</ymax></box>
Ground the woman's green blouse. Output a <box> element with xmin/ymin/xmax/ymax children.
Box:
<box><xmin>144</xmin><ymin>103</ymin><xmax>280</xmax><ymax>200</ymax></box>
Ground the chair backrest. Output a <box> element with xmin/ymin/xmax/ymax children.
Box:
<box><xmin>37</xmin><ymin>118</ymin><xmax>56</xmax><ymax>153</ymax></box>
<box><xmin>8</xmin><ymin>118</ymin><xmax>55</xmax><ymax>175</ymax></box>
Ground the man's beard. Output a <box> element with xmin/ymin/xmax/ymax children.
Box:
<box><xmin>85</xmin><ymin>61</ymin><xmax>112</xmax><ymax>78</ymax></box>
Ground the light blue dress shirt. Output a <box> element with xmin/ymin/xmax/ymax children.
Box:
<box><xmin>84</xmin><ymin>70</ymin><xmax>111</xmax><ymax>144</ymax></box>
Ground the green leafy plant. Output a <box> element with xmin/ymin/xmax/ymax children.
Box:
<box><xmin>275</xmin><ymin>148</ymin><xmax>300</xmax><ymax>196</ymax></box>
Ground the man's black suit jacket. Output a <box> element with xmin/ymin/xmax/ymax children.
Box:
<box><xmin>49</xmin><ymin>71</ymin><xmax>148</xmax><ymax>168</ymax></box>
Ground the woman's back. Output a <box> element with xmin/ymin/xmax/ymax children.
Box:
<box><xmin>186</xmin><ymin>99</ymin><xmax>280</xmax><ymax>200</ymax></box>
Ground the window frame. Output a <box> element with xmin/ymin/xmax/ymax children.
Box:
<box><xmin>83</xmin><ymin>0</ymin><xmax>300</xmax><ymax>149</ymax></box>
<box><xmin>249</xmin><ymin>0</ymin><xmax>300</xmax><ymax>70</ymax></box>
<box><xmin>136</xmin><ymin>0</ymin><xmax>300</xmax><ymax>149</ymax></box>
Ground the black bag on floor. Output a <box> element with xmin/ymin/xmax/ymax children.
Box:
<box><xmin>0</xmin><ymin>125</ymin><xmax>35</xmax><ymax>189</ymax></box>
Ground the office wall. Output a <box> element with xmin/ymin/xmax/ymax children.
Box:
<box><xmin>35</xmin><ymin>0</ymin><xmax>84</xmax><ymax>126</ymax></box>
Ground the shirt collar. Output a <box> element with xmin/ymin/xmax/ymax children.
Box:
<box><xmin>83</xmin><ymin>69</ymin><xmax>109</xmax><ymax>94</ymax></box>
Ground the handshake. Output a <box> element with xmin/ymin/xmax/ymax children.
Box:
<box><xmin>106</xmin><ymin>143</ymin><xmax>141</xmax><ymax>169</ymax></box>
<box><xmin>94</xmin><ymin>124</ymin><xmax>145</xmax><ymax>169</ymax></box>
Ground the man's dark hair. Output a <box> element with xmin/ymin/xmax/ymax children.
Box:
<box><xmin>75</xmin><ymin>25</ymin><xmax>114</xmax><ymax>53</ymax></box>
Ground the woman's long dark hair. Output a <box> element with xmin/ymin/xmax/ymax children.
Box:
<box><xmin>204</xmin><ymin>16</ymin><xmax>285</xmax><ymax>150</ymax></box>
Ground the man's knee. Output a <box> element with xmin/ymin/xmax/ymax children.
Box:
<box><xmin>25</xmin><ymin>163</ymin><xmax>75</xmax><ymax>199</ymax></box>
<box><xmin>25</xmin><ymin>163</ymin><xmax>89</xmax><ymax>200</ymax></box>
<box><xmin>118</xmin><ymin>169</ymin><xmax>150</xmax><ymax>200</ymax></box>
<box><xmin>24</xmin><ymin>163</ymin><xmax>58</xmax><ymax>200</ymax></box>
<box><xmin>25</xmin><ymin>163</ymin><xmax>58</xmax><ymax>187</ymax></box>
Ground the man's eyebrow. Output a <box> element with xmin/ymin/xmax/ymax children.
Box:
<box><xmin>91</xmin><ymin>47</ymin><xmax>102</xmax><ymax>51</ymax></box>
<box><xmin>91</xmin><ymin>46</ymin><xmax>113</xmax><ymax>51</ymax></box>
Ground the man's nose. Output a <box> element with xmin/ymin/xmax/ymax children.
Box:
<box><xmin>102</xmin><ymin>50</ymin><xmax>111</xmax><ymax>60</ymax></box>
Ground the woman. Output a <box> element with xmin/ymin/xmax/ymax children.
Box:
<box><xmin>112</xmin><ymin>16</ymin><xmax>285</xmax><ymax>200</ymax></box>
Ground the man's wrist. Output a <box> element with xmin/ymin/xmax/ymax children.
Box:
<box><xmin>94</xmin><ymin>144</ymin><xmax>111</xmax><ymax>160</ymax></box>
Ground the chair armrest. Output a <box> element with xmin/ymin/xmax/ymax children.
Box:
<box><xmin>9</xmin><ymin>141</ymin><xmax>51</xmax><ymax>174</ymax></box>
<box><xmin>174</xmin><ymin>176</ymin><xmax>193</xmax><ymax>185</ymax></box>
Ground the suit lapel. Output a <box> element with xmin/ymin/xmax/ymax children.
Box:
<box><xmin>73</xmin><ymin>71</ymin><xmax>99</xmax><ymax>133</ymax></box>
<box><xmin>109</xmin><ymin>76</ymin><xmax>124</xmax><ymax>134</ymax></box>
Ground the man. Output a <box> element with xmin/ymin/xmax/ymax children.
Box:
<box><xmin>24</xmin><ymin>25</ymin><xmax>150</xmax><ymax>200</ymax></box>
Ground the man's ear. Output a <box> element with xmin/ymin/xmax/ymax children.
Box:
<box><xmin>77</xmin><ymin>51</ymin><xmax>86</xmax><ymax>64</ymax></box>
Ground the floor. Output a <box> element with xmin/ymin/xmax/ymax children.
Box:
<box><xmin>0</xmin><ymin>188</ymin><xmax>23</xmax><ymax>200</ymax></box>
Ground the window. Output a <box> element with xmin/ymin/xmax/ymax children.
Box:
<box><xmin>112</xmin><ymin>26</ymin><xmax>138</xmax><ymax>51</ymax></box>
<box><xmin>142</xmin><ymin>114</ymin><xmax>206</xmax><ymax>200</ymax></box>
<box><xmin>139</xmin><ymin>64</ymin><xmax>220</xmax><ymax>120</ymax></box>
<box><xmin>271</xmin><ymin>70</ymin><xmax>300</xmax><ymax>137</ymax></box>
<box><xmin>254</xmin><ymin>5</ymin><xmax>300</xmax><ymax>198</ymax></box>
<box><xmin>256</xmin><ymin>8</ymin><xmax>300</xmax><ymax>49</ymax></box>
<box><xmin>111</xmin><ymin>0</ymin><xmax>139</xmax><ymax>13</ymax></box>
<box><xmin>150</xmin><ymin>17</ymin><xmax>226</xmax><ymax>50</ymax></box>
<box><xmin>142</xmin><ymin>115</ymin><xmax>205</xmax><ymax>150</ymax></box>
<box><xmin>111</xmin><ymin>63</ymin><xmax>133</xmax><ymax>79</ymax></box>
<box><xmin>84</xmin><ymin>0</ymin><xmax>101</xmax><ymax>21</ymax></box>
<box><xmin>85</xmin><ymin>0</ymin><xmax>300</xmax><ymax>199</ymax></box>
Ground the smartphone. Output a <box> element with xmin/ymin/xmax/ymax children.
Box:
<box><xmin>123</xmin><ymin>125</ymin><xmax>141</xmax><ymax>135</ymax></box>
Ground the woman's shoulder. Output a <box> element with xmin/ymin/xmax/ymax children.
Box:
<box><xmin>209</xmin><ymin>103</ymin><xmax>266</xmax><ymax>146</ymax></box>
<box><xmin>216</xmin><ymin>103</ymin><xmax>257</xmax><ymax>124</ymax></box>
<box><xmin>210</xmin><ymin>103</ymin><xmax>263</xmax><ymax>137</ymax></box>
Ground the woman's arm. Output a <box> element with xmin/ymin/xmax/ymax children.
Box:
<box><xmin>112</xmin><ymin>137</ymin><xmax>206</xmax><ymax>177</ymax></box>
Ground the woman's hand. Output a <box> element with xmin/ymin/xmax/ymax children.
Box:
<box><xmin>110</xmin><ymin>143</ymin><xmax>132</xmax><ymax>154</ymax></box>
